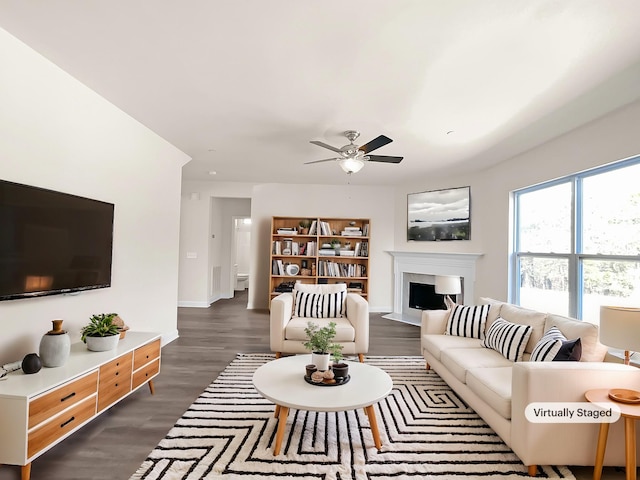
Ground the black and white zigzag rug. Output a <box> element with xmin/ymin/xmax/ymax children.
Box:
<box><xmin>130</xmin><ymin>354</ymin><xmax>574</xmax><ymax>479</ymax></box>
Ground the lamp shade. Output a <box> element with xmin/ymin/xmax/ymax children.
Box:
<box><xmin>338</xmin><ymin>158</ymin><xmax>365</xmax><ymax>174</ymax></box>
<box><xmin>599</xmin><ymin>306</ymin><xmax>640</xmax><ymax>353</ymax></box>
<box><xmin>435</xmin><ymin>275</ymin><xmax>461</xmax><ymax>295</ymax></box>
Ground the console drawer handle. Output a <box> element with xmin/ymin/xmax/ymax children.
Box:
<box><xmin>60</xmin><ymin>392</ymin><xmax>76</xmax><ymax>402</ymax></box>
<box><xmin>61</xmin><ymin>416</ymin><xmax>75</xmax><ymax>428</ymax></box>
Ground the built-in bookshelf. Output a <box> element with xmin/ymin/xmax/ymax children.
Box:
<box><xmin>269</xmin><ymin>216</ymin><xmax>370</xmax><ymax>303</ymax></box>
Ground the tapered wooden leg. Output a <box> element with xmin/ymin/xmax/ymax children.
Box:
<box><xmin>527</xmin><ymin>465</ymin><xmax>537</xmax><ymax>477</ymax></box>
<box><xmin>273</xmin><ymin>405</ymin><xmax>289</xmax><ymax>456</ymax></box>
<box><xmin>426</xmin><ymin>363</ymin><xmax>431</xmax><ymax>370</ymax></box>
<box><xmin>593</xmin><ymin>422</ymin><xmax>610</xmax><ymax>480</ymax></box>
<box><xmin>624</xmin><ymin>417</ymin><xmax>636</xmax><ymax>480</ymax></box>
<box><xmin>274</xmin><ymin>405</ymin><xmax>280</xmax><ymax>418</ymax></box>
<box><xmin>21</xmin><ymin>463</ymin><xmax>31</xmax><ymax>480</ymax></box>
<box><xmin>275</xmin><ymin>352</ymin><xmax>282</xmax><ymax>359</ymax></box>
<box><xmin>365</xmin><ymin>405</ymin><xmax>382</xmax><ymax>450</ymax></box>
<box><xmin>358</xmin><ymin>353</ymin><xmax>364</xmax><ymax>363</ymax></box>
<box><xmin>147</xmin><ymin>379</ymin><xmax>155</xmax><ymax>395</ymax></box>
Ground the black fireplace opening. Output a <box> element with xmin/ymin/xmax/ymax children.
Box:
<box><xmin>409</xmin><ymin>282</ymin><xmax>447</xmax><ymax>310</ymax></box>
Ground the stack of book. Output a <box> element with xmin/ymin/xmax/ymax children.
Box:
<box><xmin>341</xmin><ymin>226</ymin><xmax>362</xmax><ymax>236</ymax></box>
<box><xmin>276</xmin><ymin>227</ymin><xmax>297</xmax><ymax>235</ymax></box>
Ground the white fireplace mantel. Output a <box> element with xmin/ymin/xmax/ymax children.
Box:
<box><xmin>383</xmin><ymin>251</ymin><xmax>483</xmax><ymax>325</ymax></box>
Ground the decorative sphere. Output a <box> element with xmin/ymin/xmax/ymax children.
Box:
<box><xmin>22</xmin><ymin>353</ymin><xmax>42</xmax><ymax>374</ymax></box>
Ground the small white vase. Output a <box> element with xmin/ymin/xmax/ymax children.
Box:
<box><xmin>86</xmin><ymin>334</ymin><xmax>119</xmax><ymax>352</ymax></box>
<box><xmin>311</xmin><ymin>352</ymin><xmax>330</xmax><ymax>371</ymax></box>
<box><xmin>39</xmin><ymin>320</ymin><xmax>71</xmax><ymax>367</ymax></box>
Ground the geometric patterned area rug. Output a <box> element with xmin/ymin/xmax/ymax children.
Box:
<box><xmin>129</xmin><ymin>354</ymin><xmax>575</xmax><ymax>479</ymax></box>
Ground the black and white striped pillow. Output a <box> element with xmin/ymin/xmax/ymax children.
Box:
<box><xmin>294</xmin><ymin>290</ymin><xmax>346</xmax><ymax>318</ymax></box>
<box><xmin>482</xmin><ymin>317</ymin><xmax>532</xmax><ymax>362</ymax></box>
<box><xmin>530</xmin><ymin>326</ymin><xmax>566</xmax><ymax>362</ymax></box>
<box><xmin>445</xmin><ymin>304</ymin><xmax>490</xmax><ymax>339</ymax></box>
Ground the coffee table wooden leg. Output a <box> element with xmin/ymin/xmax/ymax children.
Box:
<box><xmin>273</xmin><ymin>405</ymin><xmax>289</xmax><ymax>456</ymax></box>
<box><xmin>624</xmin><ymin>417</ymin><xmax>636</xmax><ymax>480</ymax></box>
<box><xmin>365</xmin><ymin>405</ymin><xmax>382</xmax><ymax>450</ymax></box>
<box><xmin>593</xmin><ymin>422</ymin><xmax>610</xmax><ymax>480</ymax></box>
<box><xmin>274</xmin><ymin>405</ymin><xmax>280</xmax><ymax>418</ymax></box>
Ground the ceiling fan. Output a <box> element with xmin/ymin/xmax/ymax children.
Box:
<box><xmin>306</xmin><ymin>130</ymin><xmax>403</xmax><ymax>174</ymax></box>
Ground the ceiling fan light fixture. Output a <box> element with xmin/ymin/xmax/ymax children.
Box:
<box><xmin>338</xmin><ymin>157</ymin><xmax>365</xmax><ymax>174</ymax></box>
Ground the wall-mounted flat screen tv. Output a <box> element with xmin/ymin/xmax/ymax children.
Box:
<box><xmin>0</xmin><ymin>180</ymin><xmax>114</xmax><ymax>301</ymax></box>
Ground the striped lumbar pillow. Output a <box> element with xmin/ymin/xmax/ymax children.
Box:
<box><xmin>445</xmin><ymin>304</ymin><xmax>491</xmax><ymax>339</ymax></box>
<box><xmin>482</xmin><ymin>317</ymin><xmax>532</xmax><ymax>362</ymax></box>
<box><xmin>294</xmin><ymin>290</ymin><xmax>346</xmax><ymax>318</ymax></box>
<box><xmin>530</xmin><ymin>326</ymin><xmax>566</xmax><ymax>362</ymax></box>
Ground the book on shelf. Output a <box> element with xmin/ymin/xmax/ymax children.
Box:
<box><xmin>338</xmin><ymin>249</ymin><xmax>355</xmax><ymax>256</ymax></box>
<box><xmin>318</xmin><ymin>249</ymin><xmax>336</xmax><ymax>256</ymax></box>
<box><xmin>277</xmin><ymin>227</ymin><xmax>297</xmax><ymax>235</ymax></box>
<box><xmin>308</xmin><ymin>220</ymin><xmax>318</xmax><ymax>235</ymax></box>
<box><xmin>272</xmin><ymin>259</ymin><xmax>285</xmax><ymax>275</ymax></box>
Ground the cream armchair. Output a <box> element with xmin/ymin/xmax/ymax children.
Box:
<box><xmin>270</xmin><ymin>284</ymin><xmax>369</xmax><ymax>362</ymax></box>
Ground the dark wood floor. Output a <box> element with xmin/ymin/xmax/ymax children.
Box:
<box><xmin>0</xmin><ymin>291</ymin><xmax>620</xmax><ymax>479</ymax></box>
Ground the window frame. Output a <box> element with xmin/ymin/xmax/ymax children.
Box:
<box><xmin>512</xmin><ymin>155</ymin><xmax>640</xmax><ymax>319</ymax></box>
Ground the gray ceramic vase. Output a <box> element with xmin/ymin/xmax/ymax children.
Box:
<box><xmin>39</xmin><ymin>319</ymin><xmax>71</xmax><ymax>367</ymax></box>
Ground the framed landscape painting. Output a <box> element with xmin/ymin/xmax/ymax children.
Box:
<box><xmin>407</xmin><ymin>186</ymin><xmax>470</xmax><ymax>241</ymax></box>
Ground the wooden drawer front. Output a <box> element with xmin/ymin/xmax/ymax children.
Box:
<box><xmin>132</xmin><ymin>358</ymin><xmax>160</xmax><ymax>390</ymax></box>
<box><xmin>134</xmin><ymin>339</ymin><xmax>160</xmax><ymax>370</ymax></box>
<box><xmin>28</xmin><ymin>371</ymin><xmax>98</xmax><ymax>429</ymax></box>
<box><xmin>28</xmin><ymin>395</ymin><xmax>96</xmax><ymax>459</ymax></box>
<box><xmin>98</xmin><ymin>354</ymin><xmax>132</xmax><ymax>412</ymax></box>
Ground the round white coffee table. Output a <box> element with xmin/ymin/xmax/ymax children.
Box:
<box><xmin>252</xmin><ymin>354</ymin><xmax>393</xmax><ymax>456</ymax></box>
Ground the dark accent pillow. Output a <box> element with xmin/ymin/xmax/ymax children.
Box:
<box><xmin>553</xmin><ymin>338</ymin><xmax>582</xmax><ymax>361</ymax></box>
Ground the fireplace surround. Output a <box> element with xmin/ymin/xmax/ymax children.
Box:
<box><xmin>384</xmin><ymin>251</ymin><xmax>483</xmax><ymax>325</ymax></box>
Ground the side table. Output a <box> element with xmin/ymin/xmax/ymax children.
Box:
<box><xmin>585</xmin><ymin>388</ymin><xmax>640</xmax><ymax>480</ymax></box>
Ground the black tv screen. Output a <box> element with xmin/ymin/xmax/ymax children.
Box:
<box><xmin>0</xmin><ymin>180</ymin><xmax>114</xmax><ymax>301</ymax></box>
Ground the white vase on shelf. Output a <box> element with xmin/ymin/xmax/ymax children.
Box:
<box><xmin>39</xmin><ymin>320</ymin><xmax>71</xmax><ymax>368</ymax></box>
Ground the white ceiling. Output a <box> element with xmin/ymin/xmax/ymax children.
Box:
<box><xmin>2</xmin><ymin>1</ymin><xmax>640</xmax><ymax>186</ymax></box>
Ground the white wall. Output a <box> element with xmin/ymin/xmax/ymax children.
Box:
<box><xmin>249</xmin><ymin>183</ymin><xmax>396</xmax><ymax>311</ymax></box>
<box><xmin>0</xmin><ymin>28</ymin><xmax>189</xmax><ymax>365</ymax></box>
<box><xmin>178</xmin><ymin>181</ymin><xmax>254</xmax><ymax>306</ymax></box>
<box><xmin>393</xmin><ymin>99</ymin><xmax>640</xmax><ymax>304</ymax></box>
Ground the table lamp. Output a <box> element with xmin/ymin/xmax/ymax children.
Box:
<box><xmin>435</xmin><ymin>275</ymin><xmax>461</xmax><ymax>310</ymax></box>
<box><xmin>599</xmin><ymin>305</ymin><xmax>640</xmax><ymax>366</ymax></box>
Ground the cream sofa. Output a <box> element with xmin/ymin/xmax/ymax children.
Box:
<box><xmin>421</xmin><ymin>298</ymin><xmax>640</xmax><ymax>476</ymax></box>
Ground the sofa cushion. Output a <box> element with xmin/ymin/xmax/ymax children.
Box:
<box><xmin>530</xmin><ymin>326</ymin><xmax>566</xmax><ymax>362</ymax></box>
<box><xmin>441</xmin><ymin>347</ymin><xmax>513</xmax><ymax>384</ymax></box>
<box><xmin>494</xmin><ymin>304</ymin><xmax>546</xmax><ymax>353</ymax></box>
<box><xmin>445</xmin><ymin>304</ymin><xmax>490</xmax><ymax>339</ymax></box>
<box><xmin>285</xmin><ymin>316</ymin><xmax>355</xmax><ymax>342</ymax></box>
<box><xmin>466</xmin><ymin>367</ymin><xmax>513</xmax><ymax>419</ymax></box>
<box><xmin>545</xmin><ymin>314</ymin><xmax>606</xmax><ymax>362</ymax></box>
<box><xmin>422</xmin><ymin>334</ymin><xmax>483</xmax><ymax>362</ymax></box>
<box><xmin>482</xmin><ymin>317</ymin><xmax>532</xmax><ymax>362</ymax></box>
<box><xmin>554</xmin><ymin>337</ymin><xmax>582</xmax><ymax>361</ymax></box>
<box><xmin>293</xmin><ymin>289</ymin><xmax>346</xmax><ymax>318</ymax></box>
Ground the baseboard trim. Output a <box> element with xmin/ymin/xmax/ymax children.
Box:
<box><xmin>177</xmin><ymin>301</ymin><xmax>210</xmax><ymax>308</ymax></box>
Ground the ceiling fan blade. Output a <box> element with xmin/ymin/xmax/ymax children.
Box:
<box><xmin>304</xmin><ymin>157</ymin><xmax>337</xmax><ymax>165</ymax></box>
<box><xmin>367</xmin><ymin>155</ymin><xmax>403</xmax><ymax>164</ymax></box>
<box><xmin>310</xmin><ymin>140</ymin><xmax>342</xmax><ymax>153</ymax></box>
<box><xmin>359</xmin><ymin>135</ymin><xmax>393</xmax><ymax>154</ymax></box>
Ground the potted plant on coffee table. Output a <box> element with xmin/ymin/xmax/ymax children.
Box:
<box><xmin>303</xmin><ymin>321</ymin><xmax>341</xmax><ymax>371</ymax></box>
<box><xmin>331</xmin><ymin>348</ymin><xmax>349</xmax><ymax>380</ymax></box>
<box><xmin>80</xmin><ymin>313</ymin><xmax>120</xmax><ymax>352</ymax></box>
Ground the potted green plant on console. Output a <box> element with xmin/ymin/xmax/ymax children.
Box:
<box><xmin>81</xmin><ymin>313</ymin><xmax>120</xmax><ymax>352</ymax></box>
<box><xmin>303</xmin><ymin>321</ymin><xmax>343</xmax><ymax>371</ymax></box>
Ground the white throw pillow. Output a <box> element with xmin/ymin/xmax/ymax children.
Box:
<box><xmin>530</xmin><ymin>326</ymin><xmax>566</xmax><ymax>362</ymax></box>
<box><xmin>445</xmin><ymin>304</ymin><xmax>490</xmax><ymax>339</ymax></box>
<box><xmin>482</xmin><ymin>317</ymin><xmax>532</xmax><ymax>362</ymax></box>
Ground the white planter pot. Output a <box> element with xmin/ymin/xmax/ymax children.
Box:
<box><xmin>85</xmin><ymin>334</ymin><xmax>119</xmax><ymax>352</ymax></box>
<box><xmin>311</xmin><ymin>352</ymin><xmax>330</xmax><ymax>371</ymax></box>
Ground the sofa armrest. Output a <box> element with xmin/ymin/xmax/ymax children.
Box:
<box><xmin>511</xmin><ymin>361</ymin><xmax>640</xmax><ymax>466</ymax></box>
<box><xmin>421</xmin><ymin>309</ymin><xmax>449</xmax><ymax>335</ymax></box>
<box><xmin>269</xmin><ymin>293</ymin><xmax>294</xmax><ymax>352</ymax></box>
<box><xmin>347</xmin><ymin>293</ymin><xmax>369</xmax><ymax>354</ymax></box>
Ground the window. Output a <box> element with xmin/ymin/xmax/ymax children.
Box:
<box><xmin>513</xmin><ymin>157</ymin><xmax>640</xmax><ymax>324</ymax></box>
